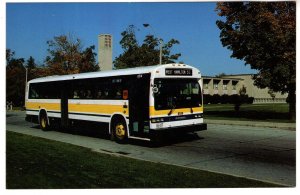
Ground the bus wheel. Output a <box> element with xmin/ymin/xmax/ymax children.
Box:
<box><xmin>112</xmin><ymin>117</ymin><xmax>127</xmax><ymax>143</ymax></box>
<box><xmin>39</xmin><ymin>112</ymin><xmax>49</xmax><ymax>131</ymax></box>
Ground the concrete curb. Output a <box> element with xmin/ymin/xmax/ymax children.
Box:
<box><xmin>205</xmin><ymin>119</ymin><xmax>296</xmax><ymax>130</ymax></box>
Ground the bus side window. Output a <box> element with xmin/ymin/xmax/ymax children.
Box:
<box><xmin>73</xmin><ymin>90</ymin><xmax>79</xmax><ymax>99</ymax></box>
<box><xmin>29</xmin><ymin>85</ymin><xmax>39</xmax><ymax>99</ymax></box>
<box><xmin>103</xmin><ymin>90</ymin><xmax>109</xmax><ymax>99</ymax></box>
<box><xmin>96</xmin><ymin>90</ymin><xmax>102</xmax><ymax>99</ymax></box>
<box><xmin>86</xmin><ymin>90</ymin><xmax>92</xmax><ymax>99</ymax></box>
<box><xmin>115</xmin><ymin>87</ymin><xmax>122</xmax><ymax>99</ymax></box>
<box><xmin>79</xmin><ymin>90</ymin><xmax>85</xmax><ymax>99</ymax></box>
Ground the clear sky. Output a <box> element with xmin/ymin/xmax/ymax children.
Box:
<box><xmin>6</xmin><ymin>2</ymin><xmax>257</xmax><ymax>76</ymax></box>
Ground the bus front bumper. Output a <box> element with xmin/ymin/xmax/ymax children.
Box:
<box><xmin>149</xmin><ymin>123</ymin><xmax>207</xmax><ymax>137</ymax></box>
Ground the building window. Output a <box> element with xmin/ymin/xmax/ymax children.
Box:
<box><xmin>214</xmin><ymin>83</ymin><xmax>218</xmax><ymax>90</ymax></box>
<box><xmin>232</xmin><ymin>81</ymin><xmax>238</xmax><ymax>90</ymax></box>
<box><xmin>213</xmin><ymin>80</ymin><xmax>220</xmax><ymax>90</ymax></box>
<box><xmin>223</xmin><ymin>80</ymin><xmax>229</xmax><ymax>90</ymax></box>
<box><xmin>204</xmin><ymin>83</ymin><xmax>209</xmax><ymax>89</ymax></box>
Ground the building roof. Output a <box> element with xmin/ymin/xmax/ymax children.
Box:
<box><xmin>202</xmin><ymin>76</ymin><xmax>243</xmax><ymax>81</ymax></box>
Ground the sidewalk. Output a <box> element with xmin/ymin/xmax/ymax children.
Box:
<box><xmin>205</xmin><ymin>119</ymin><xmax>296</xmax><ymax>130</ymax></box>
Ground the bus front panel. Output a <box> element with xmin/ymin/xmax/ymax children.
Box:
<box><xmin>149</xmin><ymin>78</ymin><xmax>206</xmax><ymax>132</ymax></box>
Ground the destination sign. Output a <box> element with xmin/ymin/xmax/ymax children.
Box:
<box><xmin>165</xmin><ymin>68</ymin><xmax>192</xmax><ymax>76</ymax></box>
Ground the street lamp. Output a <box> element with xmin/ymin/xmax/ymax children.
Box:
<box><xmin>143</xmin><ymin>24</ymin><xmax>163</xmax><ymax>64</ymax></box>
<box><xmin>159</xmin><ymin>39</ymin><xmax>163</xmax><ymax>65</ymax></box>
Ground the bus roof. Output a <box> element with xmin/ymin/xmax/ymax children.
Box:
<box><xmin>28</xmin><ymin>63</ymin><xmax>200</xmax><ymax>84</ymax></box>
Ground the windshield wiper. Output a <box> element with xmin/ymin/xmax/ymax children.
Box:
<box><xmin>186</xmin><ymin>96</ymin><xmax>193</xmax><ymax>114</ymax></box>
<box><xmin>168</xmin><ymin>97</ymin><xmax>177</xmax><ymax>116</ymax></box>
<box><xmin>168</xmin><ymin>105</ymin><xmax>176</xmax><ymax>116</ymax></box>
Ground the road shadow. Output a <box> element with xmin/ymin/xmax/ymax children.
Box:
<box><xmin>30</xmin><ymin>122</ymin><xmax>111</xmax><ymax>140</ymax></box>
<box><xmin>126</xmin><ymin>132</ymin><xmax>204</xmax><ymax>148</ymax></box>
<box><xmin>6</xmin><ymin>113</ymin><xmax>17</xmax><ymax>118</ymax></box>
<box><xmin>30</xmin><ymin>122</ymin><xmax>204</xmax><ymax>148</ymax></box>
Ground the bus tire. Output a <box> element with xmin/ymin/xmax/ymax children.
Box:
<box><xmin>39</xmin><ymin>111</ymin><xmax>50</xmax><ymax>131</ymax></box>
<box><xmin>111</xmin><ymin>116</ymin><xmax>128</xmax><ymax>143</ymax></box>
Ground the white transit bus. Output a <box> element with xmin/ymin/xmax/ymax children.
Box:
<box><xmin>25</xmin><ymin>64</ymin><xmax>207</xmax><ymax>142</ymax></box>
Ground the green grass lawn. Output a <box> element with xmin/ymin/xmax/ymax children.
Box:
<box><xmin>6</xmin><ymin>131</ymin><xmax>282</xmax><ymax>188</ymax></box>
<box><xmin>204</xmin><ymin>103</ymin><xmax>292</xmax><ymax>123</ymax></box>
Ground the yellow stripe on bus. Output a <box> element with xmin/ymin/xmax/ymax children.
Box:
<box><xmin>26</xmin><ymin>102</ymin><xmax>202</xmax><ymax>118</ymax></box>
<box><xmin>68</xmin><ymin>104</ymin><xmax>128</xmax><ymax>116</ymax></box>
<box><xmin>149</xmin><ymin>106</ymin><xmax>203</xmax><ymax>117</ymax></box>
<box><xmin>26</xmin><ymin>102</ymin><xmax>128</xmax><ymax>116</ymax></box>
<box><xmin>26</xmin><ymin>102</ymin><xmax>60</xmax><ymax>111</ymax></box>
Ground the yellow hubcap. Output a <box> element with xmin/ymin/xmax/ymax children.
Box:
<box><xmin>41</xmin><ymin>118</ymin><xmax>46</xmax><ymax>128</ymax></box>
<box><xmin>115</xmin><ymin>123</ymin><xmax>125</xmax><ymax>138</ymax></box>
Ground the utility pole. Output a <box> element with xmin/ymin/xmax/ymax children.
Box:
<box><xmin>143</xmin><ymin>24</ymin><xmax>163</xmax><ymax>64</ymax></box>
<box><xmin>159</xmin><ymin>39</ymin><xmax>163</xmax><ymax>65</ymax></box>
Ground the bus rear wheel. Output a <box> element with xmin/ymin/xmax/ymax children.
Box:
<box><xmin>112</xmin><ymin>117</ymin><xmax>128</xmax><ymax>143</ymax></box>
<box><xmin>39</xmin><ymin>112</ymin><xmax>49</xmax><ymax>131</ymax></box>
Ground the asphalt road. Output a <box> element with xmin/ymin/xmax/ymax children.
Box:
<box><xmin>6</xmin><ymin>111</ymin><xmax>296</xmax><ymax>186</ymax></box>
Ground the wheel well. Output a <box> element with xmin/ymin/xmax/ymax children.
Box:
<box><xmin>110</xmin><ymin>114</ymin><xmax>127</xmax><ymax>134</ymax></box>
<box><xmin>39</xmin><ymin>109</ymin><xmax>48</xmax><ymax>124</ymax></box>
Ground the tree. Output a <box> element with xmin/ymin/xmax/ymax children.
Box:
<box><xmin>215</xmin><ymin>72</ymin><xmax>227</xmax><ymax>78</ymax></box>
<box><xmin>26</xmin><ymin>56</ymin><xmax>37</xmax><ymax>81</ymax></box>
<box><xmin>216</xmin><ymin>2</ymin><xmax>296</xmax><ymax>120</ymax></box>
<box><xmin>6</xmin><ymin>49</ymin><xmax>15</xmax><ymax>64</ymax></box>
<box><xmin>268</xmin><ymin>89</ymin><xmax>276</xmax><ymax>101</ymax></box>
<box><xmin>6</xmin><ymin>49</ymin><xmax>26</xmax><ymax>107</ymax></box>
<box><xmin>233</xmin><ymin>85</ymin><xmax>247</xmax><ymax>111</ymax></box>
<box><xmin>45</xmin><ymin>34</ymin><xmax>98</xmax><ymax>75</ymax></box>
<box><xmin>26</xmin><ymin>56</ymin><xmax>36</xmax><ymax>69</ymax></box>
<box><xmin>114</xmin><ymin>25</ymin><xmax>181</xmax><ymax>69</ymax></box>
<box><xmin>79</xmin><ymin>45</ymin><xmax>99</xmax><ymax>73</ymax></box>
<box><xmin>25</xmin><ymin>56</ymin><xmax>51</xmax><ymax>81</ymax></box>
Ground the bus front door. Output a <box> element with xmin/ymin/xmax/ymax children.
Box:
<box><xmin>128</xmin><ymin>74</ymin><xmax>150</xmax><ymax>137</ymax></box>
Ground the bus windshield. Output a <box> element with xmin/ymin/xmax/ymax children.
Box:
<box><xmin>154</xmin><ymin>78</ymin><xmax>202</xmax><ymax>110</ymax></box>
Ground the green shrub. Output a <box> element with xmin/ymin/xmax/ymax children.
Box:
<box><xmin>203</xmin><ymin>94</ymin><xmax>253</xmax><ymax>105</ymax></box>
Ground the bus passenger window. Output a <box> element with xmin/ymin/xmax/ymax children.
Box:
<box><xmin>115</xmin><ymin>88</ymin><xmax>122</xmax><ymax>99</ymax></box>
<box><xmin>96</xmin><ymin>90</ymin><xmax>103</xmax><ymax>99</ymax></box>
<box><xmin>79</xmin><ymin>90</ymin><xmax>85</xmax><ymax>99</ymax></box>
<box><xmin>104</xmin><ymin>90</ymin><xmax>109</xmax><ymax>99</ymax></box>
<box><xmin>29</xmin><ymin>87</ymin><xmax>39</xmax><ymax>99</ymax></box>
<box><xmin>86</xmin><ymin>90</ymin><xmax>92</xmax><ymax>99</ymax></box>
<box><xmin>73</xmin><ymin>91</ymin><xmax>79</xmax><ymax>99</ymax></box>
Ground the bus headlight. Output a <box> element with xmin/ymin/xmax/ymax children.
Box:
<box><xmin>151</xmin><ymin>118</ymin><xmax>165</xmax><ymax>123</ymax></box>
<box><xmin>195</xmin><ymin>114</ymin><xmax>203</xmax><ymax>118</ymax></box>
